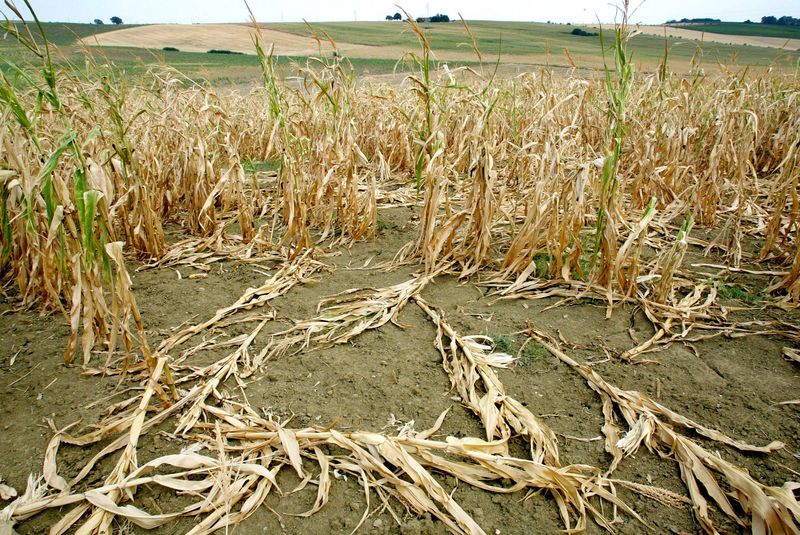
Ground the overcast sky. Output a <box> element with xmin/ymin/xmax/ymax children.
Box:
<box><xmin>11</xmin><ymin>1</ymin><xmax>800</xmax><ymax>25</ymax></box>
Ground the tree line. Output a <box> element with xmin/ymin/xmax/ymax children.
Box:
<box><xmin>760</xmin><ymin>16</ymin><xmax>799</xmax><ymax>26</ymax></box>
<box><xmin>666</xmin><ymin>18</ymin><xmax>721</xmax><ymax>24</ymax></box>
<box><xmin>384</xmin><ymin>12</ymin><xmax>450</xmax><ymax>23</ymax></box>
<box><xmin>93</xmin><ymin>16</ymin><xmax>123</xmax><ymax>25</ymax></box>
<box><xmin>666</xmin><ymin>16</ymin><xmax>799</xmax><ymax>26</ymax></box>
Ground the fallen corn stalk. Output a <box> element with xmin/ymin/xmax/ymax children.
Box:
<box><xmin>251</xmin><ymin>273</ymin><xmax>434</xmax><ymax>368</ymax></box>
<box><xmin>524</xmin><ymin>326</ymin><xmax>797</xmax><ymax>534</ymax></box>
<box><xmin>413</xmin><ymin>295</ymin><xmax>561</xmax><ymax>466</ymax></box>
<box><xmin>5</xmin><ymin>411</ymin><xmax>642</xmax><ymax>534</ymax></box>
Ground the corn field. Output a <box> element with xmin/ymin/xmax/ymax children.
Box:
<box><xmin>1</xmin><ymin>4</ymin><xmax>800</xmax><ymax>534</ymax></box>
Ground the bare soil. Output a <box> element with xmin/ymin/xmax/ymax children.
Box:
<box><xmin>1</xmin><ymin>206</ymin><xmax>798</xmax><ymax>534</ymax></box>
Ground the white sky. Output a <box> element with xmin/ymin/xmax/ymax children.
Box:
<box><xmin>12</xmin><ymin>1</ymin><xmax>800</xmax><ymax>25</ymax></box>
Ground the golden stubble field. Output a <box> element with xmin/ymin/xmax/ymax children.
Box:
<box><xmin>1</xmin><ymin>12</ymin><xmax>799</xmax><ymax>535</ymax></box>
<box><xmin>81</xmin><ymin>23</ymin><xmax>388</xmax><ymax>58</ymax></box>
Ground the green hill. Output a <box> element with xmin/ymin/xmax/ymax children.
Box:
<box><xmin>0</xmin><ymin>22</ymin><xmax>139</xmax><ymax>63</ymax></box>
<box><xmin>268</xmin><ymin>20</ymin><xmax>799</xmax><ymax>67</ymax></box>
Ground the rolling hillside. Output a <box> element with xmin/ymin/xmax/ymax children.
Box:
<box><xmin>2</xmin><ymin>20</ymin><xmax>798</xmax><ymax>86</ymax></box>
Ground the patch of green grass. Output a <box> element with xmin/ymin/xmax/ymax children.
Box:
<box><xmin>533</xmin><ymin>254</ymin><xmax>550</xmax><ymax>277</ymax></box>
<box><xmin>673</xmin><ymin>22</ymin><xmax>800</xmax><ymax>40</ymax></box>
<box><xmin>718</xmin><ymin>283</ymin><xmax>763</xmax><ymax>303</ymax></box>
<box><xmin>243</xmin><ymin>159</ymin><xmax>282</xmax><ymax>174</ymax></box>
<box><xmin>487</xmin><ymin>332</ymin><xmax>549</xmax><ymax>367</ymax></box>
<box><xmin>490</xmin><ymin>333</ymin><xmax>515</xmax><ymax>354</ymax></box>
<box><xmin>518</xmin><ymin>341</ymin><xmax>549</xmax><ymax>366</ymax></box>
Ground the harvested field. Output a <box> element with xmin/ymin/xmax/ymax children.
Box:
<box><xmin>616</xmin><ymin>24</ymin><xmax>800</xmax><ymax>50</ymax></box>
<box><xmin>81</xmin><ymin>23</ymin><xmax>393</xmax><ymax>58</ymax></box>
<box><xmin>1</xmin><ymin>8</ymin><xmax>800</xmax><ymax>535</ymax></box>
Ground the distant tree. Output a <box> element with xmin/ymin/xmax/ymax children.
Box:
<box><xmin>93</xmin><ymin>18</ymin><xmax>104</xmax><ymax>24</ymax></box>
<box><xmin>744</xmin><ymin>19</ymin><xmax>752</xmax><ymax>24</ymax></box>
<box><xmin>761</xmin><ymin>16</ymin><xmax>778</xmax><ymax>25</ymax></box>
<box><xmin>385</xmin><ymin>15</ymin><xmax>392</xmax><ymax>20</ymax></box>
<box><xmin>393</xmin><ymin>12</ymin><xmax>401</xmax><ymax>20</ymax></box>
<box><xmin>110</xmin><ymin>16</ymin><xmax>123</xmax><ymax>24</ymax></box>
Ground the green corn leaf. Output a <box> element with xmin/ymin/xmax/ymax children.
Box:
<box><xmin>39</xmin><ymin>132</ymin><xmax>77</xmax><ymax>179</ymax></box>
<box><xmin>0</xmin><ymin>74</ymin><xmax>33</xmax><ymax>132</ymax></box>
<box><xmin>73</xmin><ymin>168</ymin><xmax>87</xmax><ymax>228</ymax></box>
<box><xmin>0</xmin><ymin>178</ymin><xmax>11</xmax><ymax>263</ymax></box>
<box><xmin>81</xmin><ymin>190</ymin><xmax>102</xmax><ymax>266</ymax></box>
<box><xmin>38</xmin><ymin>131</ymin><xmax>77</xmax><ymax>223</ymax></box>
<box><xmin>677</xmin><ymin>214</ymin><xmax>694</xmax><ymax>242</ymax></box>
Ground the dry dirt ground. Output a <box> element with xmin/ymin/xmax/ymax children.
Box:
<box><xmin>1</xmin><ymin>206</ymin><xmax>799</xmax><ymax>534</ymax></box>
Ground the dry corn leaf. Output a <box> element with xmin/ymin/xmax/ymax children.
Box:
<box><xmin>0</xmin><ymin>481</ymin><xmax>16</xmax><ymax>502</ymax></box>
<box><xmin>42</xmin><ymin>433</ymin><xmax>68</xmax><ymax>492</ymax></box>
